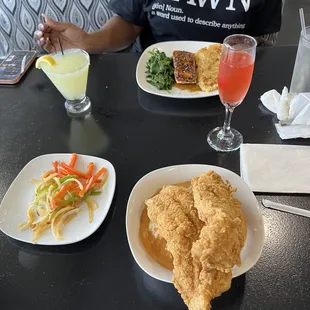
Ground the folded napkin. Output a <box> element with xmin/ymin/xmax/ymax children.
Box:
<box><xmin>240</xmin><ymin>143</ymin><xmax>310</xmax><ymax>193</ymax></box>
<box><xmin>260</xmin><ymin>87</ymin><xmax>310</xmax><ymax>139</ymax></box>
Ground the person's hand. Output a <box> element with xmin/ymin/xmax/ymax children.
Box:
<box><xmin>34</xmin><ymin>14</ymin><xmax>88</xmax><ymax>53</ymax></box>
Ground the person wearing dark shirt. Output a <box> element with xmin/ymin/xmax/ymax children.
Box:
<box><xmin>35</xmin><ymin>0</ymin><xmax>283</xmax><ymax>53</ymax></box>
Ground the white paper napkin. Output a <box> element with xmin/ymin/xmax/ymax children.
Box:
<box><xmin>275</xmin><ymin>124</ymin><xmax>310</xmax><ymax>140</ymax></box>
<box><xmin>260</xmin><ymin>89</ymin><xmax>280</xmax><ymax>113</ymax></box>
<box><xmin>260</xmin><ymin>88</ymin><xmax>310</xmax><ymax>139</ymax></box>
<box><xmin>240</xmin><ymin>143</ymin><xmax>310</xmax><ymax>193</ymax></box>
<box><xmin>290</xmin><ymin>93</ymin><xmax>310</xmax><ymax>125</ymax></box>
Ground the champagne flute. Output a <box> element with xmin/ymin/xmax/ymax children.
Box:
<box><xmin>207</xmin><ymin>34</ymin><xmax>257</xmax><ymax>152</ymax></box>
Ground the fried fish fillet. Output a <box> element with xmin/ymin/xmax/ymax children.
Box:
<box><xmin>145</xmin><ymin>172</ymin><xmax>246</xmax><ymax>310</ymax></box>
<box><xmin>146</xmin><ymin>186</ymin><xmax>203</xmax><ymax>305</ymax></box>
<box><xmin>191</xmin><ymin>171</ymin><xmax>247</xmax><ymax>261</ymax></box>
<box><xmin>195</xmin><ymin>44</ymin><xmax>222</xmax><ymax>92</ymax></box>
<box><xmin>191</xmin><ymin>171</ymin><xmax>247</xmax><ymax>306</ymax></box>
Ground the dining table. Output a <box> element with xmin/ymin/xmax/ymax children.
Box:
<box><xmin>0</xmin><ymin>45</ymin><xmax>310</xmax><ymax>310</ymax></box>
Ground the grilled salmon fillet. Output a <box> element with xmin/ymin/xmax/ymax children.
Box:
<box><xmin>173</xmin><ymin>51</ymin><xmax>197</xmax><ymax>84</ymax></box>
<box><xmin>195</xmin><ymin>44</ymin><xmax>222</xmax><ymax>92</ymax></box>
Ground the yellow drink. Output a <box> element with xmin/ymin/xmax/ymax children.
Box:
<box><xmin>41</xmin><ymin>49</ymin><xmax>89</xmax><ymax>100</ymax></box>
<box><xmin>37</xmin><ymin>49</ymin><xmax>91</xmax><ymax>117</ymax></box>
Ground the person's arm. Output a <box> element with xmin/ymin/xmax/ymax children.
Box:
<box><xmin>247</xmin><ymin>0</ymin><xmax>282</xmax><ymax>46</ymax></box>
<box><xmin>35</xmin><ymin>15</ymin><xmax>142</xmax><ymax>54</ymax></box>
<box><xmin>255</xmin><ymin>32</ymin><xmax>279</xmax><ymax>47</ymax></box>
<box><xmin>84</xmin><ymin>16</ymin><xmax>142</xmax><ymax>53</ymax></box>
<box><xmin>84</xmin><ymin>0</ymin><xmax>146</xmax><ymax>53</ymax></box>
<box><xmin>35</xmin><ymin>0</ymin><xmax>145</xmax><ymax>54</ymax></box>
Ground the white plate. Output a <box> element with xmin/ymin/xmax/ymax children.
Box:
<box><xmin>126</xmin><ymin>164</ymin><xmax>264</xmax><ymax>283</ymax></box>
<box><xmin>0</xmin><ymin>154</ymin><xmax>116</xmax><ymax>245</ymax></box>
<box><xmin>136</xmin><ymin>41</ymin><xmax>220</xmax><ymax>99</ymax></box>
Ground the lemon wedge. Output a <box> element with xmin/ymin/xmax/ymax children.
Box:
<box><xmin>35</xmin><ymin>55</ymin><xmax>56</xmax><ymax>69</ymax></box>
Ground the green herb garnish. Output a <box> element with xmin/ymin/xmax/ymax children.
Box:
<box><xmin>146</xmin><ymin>48</ymin><xmax>174</xmax><ymax>91</ymax></box>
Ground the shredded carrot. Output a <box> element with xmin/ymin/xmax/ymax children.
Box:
<box><xmin>58</xmin><ymin>167</ymin><xmax>68</xmax><ymax>176</ymax></box>
<box><xmin>69</xmin><ymin>153</ymin><xmax>77</xmax><ymax>168</ymax></box>
<box><xmin>86</xmin><ymin>162</ymin><xmax>95</xmax><ymax>177</ymax></box>
<box><xmin>60</xmin><ymin>163</ymin><xmax>89</xmax><ymax>179</ymax></box>
<box><xmin>52</xmin><ymin>161</ymin><xmax>59</xmax><ymax>173</ymax></box>
<box><xmin>54</xmin><ymin>183</ymin><xmax>78</xmax><ymax>201</ymax></box>
<box><xmin>79</xmin><ymin>177</ymin><xmax>94</xmax><ymax>197</ymax></box>
<box><xmin>85</xmin><ymin>168</ymin><xmax>107</xmax><ymax>190</ymax></box>
<box><xmin>94</xmin><ymin>168</ymin><xmax>107</xmax><ymax>181</ymax></box>
<box><xmin>84</xmin><ymin>177</ymin><xmax>93</xmax><ymax>193</ymax></box>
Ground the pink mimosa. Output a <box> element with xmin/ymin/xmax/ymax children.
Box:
<box><xmin>218</xmin><ymin>51</ymin><xmax>254</xmax><ymax>105</ymax></box>
<box><xmin>208</xmin><ymin>34</ymin><xmax>257</xmax><ymax>152</ymax></box>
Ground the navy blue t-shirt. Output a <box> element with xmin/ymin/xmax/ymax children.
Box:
<box><xmin>108</xmin><ymin>0</ymin><xmax>282</xmax><ymax>51</ymax></box>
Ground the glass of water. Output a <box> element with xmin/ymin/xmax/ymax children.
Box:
<box><xmin>290</xmin><ymin>26</ymin><xmax>310</xmax><ymax>94</ymax></box>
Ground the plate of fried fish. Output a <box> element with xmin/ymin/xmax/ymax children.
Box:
<box><xmin>136</xmin><ymin>41</ymin><xmax>222</xmax><ymax>98</ymax></box>
<box><xmin>126</xmin><ymin>165</ymin><xmax>264</xmax><ymax>310</ymax></box>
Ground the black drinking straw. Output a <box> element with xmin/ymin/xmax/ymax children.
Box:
<box><xmin>58</xmin><ymin>37</ymin><xmax>64</xmax><ymax>55</ymax></box>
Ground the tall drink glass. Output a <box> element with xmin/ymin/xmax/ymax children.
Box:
<box><xmin>208</xmin><ymin>34</ymin><xmax>257</xmax><ymax>152</ymax></box>
<box><xmin>39</xmin><ymin>49</ymin><xmax>91</xmax><ymax>117</ymax></box>
<box><xmin>290</xmin><ymin>26</ymin><xmax>310</xmax><ymax>94</ymax></box>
